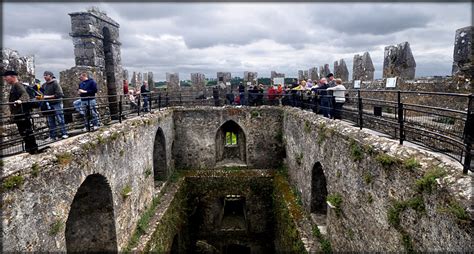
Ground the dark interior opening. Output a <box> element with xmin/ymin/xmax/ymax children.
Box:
<box><xmin>311</xmin><ymin>162</ymin><xmax>328</xmax><ymax>214</ymax></box>
<box><xmin>221</xmin><ymin>195</ymin><xmax>246</xmax><ymax>231</ymax></box>
<box><xmin>225</xmin><ymin>244</ymin><xmax>251</xmax><ymax>254</ymax></box>
<box><xmin>153</xmin><ymin>127</ymin><xmax>167</xmax><ymax>183</ymax></box>
<box><xmin>216</xmin><ymin>120</ymin><xmax>246</xmax><ymax>165</ymax></box>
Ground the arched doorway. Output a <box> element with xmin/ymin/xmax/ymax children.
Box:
<box><xmin>102</xmin><ymin>27</ymin><xmax>119</xmax><ymax>119</ymax></box>
<box><xmin>215</xmin><ymin>120</ymin><xmax>246</xmax><ymax>165</ymax></box>
<box><xmin>153</xmin><ymin>127</ymin><xmax>167</xmax><ymax>182</ymax></box>
<box><xmin>66</xmin><ymin>174</ymin><xmax>117</xmax><ymax>252</ymax></box>
<box><xmin>311</xmin><ymin>162</ymin><xmax>328</xmax><ymax>214</ymax></box>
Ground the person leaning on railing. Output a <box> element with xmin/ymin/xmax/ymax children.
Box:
<box><xmin>3</xmin><ymin>70</ymin><xmax>39</xmax><ymax>154</ymax></box>
<box><xmin>40</xmin><ymin>71</ymin><xmax>68</xmax><ymax>141</ymax></box>
<box><xmin>327</xmin><ymin>78</ymin><xmax>347</xmax><ymax>120</ymax></box>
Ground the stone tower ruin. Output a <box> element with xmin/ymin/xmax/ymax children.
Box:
<box><xmin>352</xmin><ymin>52</ymin><xmax>375</xmax><ymax>81</ymax></box>
<box><xmin>383</xmin><ymin>42</ymin><xmax>416</xmax><ymax>80</ymax></box>
<box><xmin>333</xmin><ymin>59</ymin><xmax>349</xmax><ymax>82</ymax></box>
<box><xmin>60</xmin><ymin>7</ymin><xmax>123</xmax><ymax>119</ymax></box>
<box><xmin>452</xmin><ymin>26</ymin><xmax>473</xmax><ymax>80</ymax></box>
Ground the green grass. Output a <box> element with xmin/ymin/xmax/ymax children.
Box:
<box><xmin>1</xmin><ymin>175</ymin><xmax>25</xmax><ymax>192</ymax></box>
<box><xmin>415</xmin><ymin>167</ymin><xmax>446</xmax><ymax>194</ymax></box>
<box><xmin>439</xmin><ymin>201</ymin><xmax>470</xmax><ymax>224</ymax></box>
<box><xmin>125</xmin><ymin>196</ymin><xmax>161</xmax><ymax>251</ymax></box>
<box><xmin>31</xmin><ymin>163</ymin><xmax>40</xmax><ymax>177</ymax></box>
<box><xmin>376</xmin><ymin>153</ymin><xmax>400</xmax><ymax>167</ymax></box>
<box><xmin>56</xmin><ymin>152</ymin><xmax>73</xmax><ymax>166</ymax></box>
<box><xmin>317</xmin><ymin>123</ymin><xmax>328</xmax><ymax>144</ymax></box>
<box><xmin>363</xmin><ymin>172</ymin><xmax>373</xmax><ymax>185</ymax></box>
<box><xmin>404</xmin><ymin>158</ymin><xmax>420</xmax><ymax>170</ymax></box>
<box><xmin>145</xmin><ymin>167</ymin><xmax>152</xmax><ymax>178</ymax></box>
<box><xmin>295</xmin><ymin>152</ymin><xmax>303</xmax><ymax>165</ymax></box>
<box><xmin>304</xmin><ymin>120</ymin><xmax>312</xmax><ymax>134</ymax></box>
<box><xmin>401</xmin><ymin>231</ymin><xmax>415</xmax><ymax>253</ymax></box>
<box><xmin>312</xmin><ymin>225</ymin><xmax>332</xmax><ymax>253</ymax></box>
<box><xmin>327</xmin><ymin>193</ymin><xmax>343</xmax><ymax>217</ymax></box>
<box><xmin>387</xmin><ymin>196</ymin><xmax>425</xmax><ymax>228</ymax></box>
<box><xmin>350</xmin><ymin>139</ymin><xmax>364</xmax><ymax>162</ymax></box>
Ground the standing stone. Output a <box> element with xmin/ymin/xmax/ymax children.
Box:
<box><xmin>303</xmin><ymin>70</ymin><xmax>309</xmax><ymax>80</ymax></box>
<box><xmin>217</xmin><ymin>72</ymin><xmax>231</xmax><ymax>85</ymax></box>
<box><xmin>271</xmin><ymin>71</ymin><xmax>285</xmax><ymax>79</ymax></box>
<box><xmin>243</xmin><ymin>71</ymin><xmax>258</xmax><ymax>86</ymax></box>
<box><xmin>147</xmin><ymin>72</ymin><xmax>154</xmax><ymax>87</ymax></box>
<box><xmin>319</xmin><ymin>64</ymin><xmax>331</xmax><ymax>78</ymax></box>
<box><xmin>298</xmin><ymin>70</ymin><xmax>304</xmax><ymax>80</ymax></box>
<box><xmin>333</xmin><ymin>59</ymin><xmax>349</xmax><ymax>81</ymax></box>
<box><xmin>191</xmin><ymin>73</ymin><xmax>206</xmax><ymax>90</ymax></box>
<box><xmin>308</xmin><ymin>67</ymin><xmax>319</xmax><ymax>81</ymax></box>
<box><xmin>137</xmin><ymin>72</ymin><xmax>142</xmax><ymax>86</ymax></box>
<box><xmin>383</xmin><ymin>42</ymin><xmax>416</xmax><ymax>80</ymax></box>
<box><xmin>131</xmin><ymin>71</ymin><xmax>137</xmax><ymax>86</ymax></box>
<box><xmin>452</xmin><ymin>26</ymin><xmax>473</xmax><ymax>79</ymax></box>
<box><xmin>352</xmin><ymin>52</ymin><xmax>375</xmax><ymax>81</ymax></box>
<box><xmin>166</xmin><ymin>72</ymin><xmax>180</xmax><ymax>92</ymax></box>
<box><xmin>143</xmin><ymin>72</ymin><xmax>148</xmax><ymax>85</ymax></box>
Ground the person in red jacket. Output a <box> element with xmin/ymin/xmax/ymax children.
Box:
<box><xmin>268</xmin><ymin>85</ymin><xmax>277</xmax><ymax>105</ymax></box>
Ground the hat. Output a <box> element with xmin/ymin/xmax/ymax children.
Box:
<box><xmin>43</xmin><ymin>71</ymin><xmax>54</xmax><ymax>77</ymax></box>
<box><xmin>326</xmin><ymin>73</ymin><xmax>334</xmax><ymax>78</ymax></box>
<box><xmin>3</xmin><ymin>70</ymin><xmax>18</xmax><ymax>76</ymax></box>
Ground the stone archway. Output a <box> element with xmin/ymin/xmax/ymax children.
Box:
<box><xmin>215</xmin><ymin>120</ymin><xmax>246</xmax><ymax>166</ymax></box>
<box><xmin>311</xmin><ymin>162</ymin><xmax>328</xmax><ymax>214</ymax></box>
<box><xmin>65</xmin><ymin>174</ymin><xmax>117</xmax><ymax>252</ymax></box>
<box><xmin>153</xmin><ymin>127</ymin><xmax>167</xmax><ymax>182</ymax></box>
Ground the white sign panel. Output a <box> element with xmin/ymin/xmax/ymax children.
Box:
<box><xmin>354</xmin><ymin>80</ymin><xmax>361</xmax><ymax>89</ymax></box>
<box><xmin>226</xmin><ymin>82</ymin><xmax>231</xmax><ymax>86</ymax></box>
<box><xmin>386</xmin><ymin>77</ymin><xmax>397</xmax><ymax>88</ymax></box>
<box><xmin>273</xmin><ymin>77</ymin><xmax>284</xmax><ymax>85</ymax></box>
<box><xmin>246</xmin><ymin>82</ymin><xmax>251</xmax><ymax>86</ymax></box>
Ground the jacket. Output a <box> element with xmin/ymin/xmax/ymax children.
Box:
<box><xmin>42</xmin><ymin>79</ymin><xmax>64</xmax><ymax>104</ymax></box>
<box><xmin>79</xmin><ymin>79</ymin><xmax>98</xmax><ymax>100</ymax></box>
<box><xmin>9</xmin><ymin>82</ymin><xmax>30</xmax><ymax>115</ymax></box>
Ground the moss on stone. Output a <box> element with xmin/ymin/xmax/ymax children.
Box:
<box><xmin>375</xmin><ymin>153</ymin><xmax>400</xmax><ymax>167</ymax></box>
<box><xmin>121</xmin><ymin>185</ymin><xmax>132</xmax><ymax>199</ymax></box>
<box><xmin>304</xmin><ymin>120</ymin><xmax>312</xmax><ymax>134</ymax></box>
<box><xmin>31</xmin><ymin>162</ymin><xmax>40</xmax><ymax>177</ymax></box>
<box><xmin>145</xmin><ymin>167</ymin><xmax>152</xmax><ymax>178</ymax></box>
<box><xmin>295</xmin><ymin>152</ymin><xmax>304</xmax><ymax>165</ymax></box>
<box><xmin>438</xmin><ymin>200</ymin><xmax>470</xmax><ymax>225</ymax></box>
<box><xmin>350</xmin><ymin>139</ymin><xmax>364</xmax><ymax>162</ymax></box>
<box><xmin>327</xmin><ymin>193</ymin><xmax>343</xmax><ymax>217</ymax></box>
<box><xmin>312</xmin><ymin>225</ymin><xmax>332</xmax><ymax>253</ymax></box>
<box><xmin>363</xmin><ymin>172</ymin><xmax>373</xmax><ymax>185</ymax></box>
<box><xmin>1</xmin><ymin>175</ymin><xmax>24</xmax><ymax>192</ymax></box>
<box><xmin>387</xmin><ymin>196</ymin><xmax>425</xmax><ymax>228</ymax></box>
<box><xmin>367</xmin><ymin>194</ymin><xmax>373</xmax><ymax>204</ymax></box>
<box><xmin>49</xmin><ymin>220</ymin><xmax>64</xmax><ymax>236</ymax></box>
<box><xmin>401</xmin><ymin>231</ymin><xmax>415</xmax><ymax>253</ymax></box>
<box><xmin>403</xmin><ymin>157</ymin><xmax>420</xmax><ymax>170</ymax></box>
<box><xmin>317</xmin><ymin>123</ymin><xmax>328</xmax><ymax>144</ymax></box>
<box><xmin>119</xmin><ymin>149</ymin><xmax>125</xmax><ymax>157</ymax></box>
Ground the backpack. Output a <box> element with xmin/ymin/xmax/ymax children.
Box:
<box><xmin>22</xmin><ymin>83</ymin><xmax>42</xmax><ymax>109</ymax></box>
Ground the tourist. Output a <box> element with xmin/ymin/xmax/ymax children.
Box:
<box><xmin>327</xmin><ymin>73</ymin><xmax>336</xmax><ymax>87</ymax></box>
<box><xmin>140</xmin><ymin>81</ymin><xmax>150</xmax><ymax>112</ymax></box>
<box><xmin>312</xmin><ymin>78</ymin><xmax>331</xmax><ymax>117</ymax></box>
<box><xmin>3</xmin><ymin>70</ymin><xmax>39</xmax><ymax>154</ymax></box>
<box><xmin>212</xmin><ymin>86</ymin><xmax>220</xmax><ymax>106</ymax></box>
<box><xmin>327</xmin><ymin>78</ymin><xmax>347</xmax><ymax>119</ymax></box>
<box><xmin>306</xmin><ymin>79</ymin><xmax>314</xmax><ymax>89</ymax></box>
<box><xmin>123</xmin><ymin>79</ymin><xmax>129</xmax><ymax>95</ymax></box>
<box><xmin>78</xmin><ymin>71</ymin><xmax>99</xmax><ymax>130</ymax></box>
<box><xmin>257</xmin><ymin>84</ymin><xmax>264</xmax><ymax>106</ymax></box>
<box><xmin>41</xmin><ymin>71</ymin><xmax>68</xmax><ymax>141</ymax></box>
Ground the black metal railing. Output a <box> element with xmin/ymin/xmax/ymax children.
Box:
<box><xmin>1</xmin><ymin>89</ymin><xmax>472</xmax><ymax>174</ymax></box>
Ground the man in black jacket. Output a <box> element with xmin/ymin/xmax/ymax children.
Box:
<box><xmin>140</xmin><ymin>81</ymin><xmax>150</xmax><ymax>112</ymax></box>
<box><xmin>42</xmin><ymin>71</ymin><xmax>68</xmax><ymax>140</ymax></box>
<box><xmin>4</xmin><ymin>70</ymin><xmax>38</xmax><ymax>154</ymax></box>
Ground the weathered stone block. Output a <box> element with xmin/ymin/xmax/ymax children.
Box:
<box><xmin>452</xmin><ymin>26</ymin><xmax>473</xmax><ymax>79</ymax></box>
<box><xmin>333</xmin><ymin>59</ymin><xmax>349</xmax><ymax>81</ymax></box>
<box><xmin>352</xmin><ymin>52</ymin><xmax>375</xmax><ymax>81</ymax></box>
<box><xmin>383</xmin><ymin>42</ymin><xmax>416</xmax><ymax>80</ymax></box>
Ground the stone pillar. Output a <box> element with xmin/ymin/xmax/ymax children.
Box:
<box><xmin>333</xmin><ymin>59</ymin><xmax>349</xmax><ymax>82</ymax></box>
<box><xmin>143</xmin><ymin>72</ymin><xmax>148</xmax><ymax>85</ymax></box>
<box><xmin>308</xmin><ymin>67</ymin><xmax>319</xmax><ymax>81</ymax></box>
<box><xmin>147</xmin><ymin>72</ymin><xmax>154</xmax><ymax>87</ymax></box>
<box><xmin>319</xmin><ymin>64</ymin><xmax>331</xmax><ymax>78</ymax></box>
<box><xmin>352</xmin><ymin>52</ymin><xmax>375</xmax><ymax>81</ymax></box>
<box><xmin>131</xmin><ymin>71</ymin><xmax>137</xmax><ymax>86</ymax></box>
<box><xmin>383</xmin><ymin>41</ymin><xmax>416</xmax><ymax>80</ymax></box>
<box><xmin>122</xmin><ymin>69</ymin><xmax>128</xmax><ymax>81</ymax></box>
<box><xmin>452</xmin><ymin>26</ymin><xmax>473</xmax><ymax>80</ymax></box>
<box><xmin>166</xmin><ymin>72</ymin><xmax>180</xmax><ymax>93</ymax></box>
<box><xmin>243</xmin><ymin>71</ymin><xmax>257</xmax><ymax>87</ymax></box>
<box><xmin>191</xmin><ymin>73</ymin><xmax>206</xmax><ymax>96</ymax></box>
<box><xmin>137</xmin><ymin>72</ymin><xmax>142</xmax><ymax>86</ymax></box>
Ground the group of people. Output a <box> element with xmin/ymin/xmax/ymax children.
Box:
<box><xmin>4</xmin><ymin>70</ymin><xmax>100</xmax><ymax>154</ymax></box>
<box><xmin>123</xmin><ymin>80</ymin><xmax>151</xmax><ymax>112</ymax></box>
<box><xmin>216</xmin><ymin>73</ymin><xmax>347</xmax><ymax>119</ymax></box>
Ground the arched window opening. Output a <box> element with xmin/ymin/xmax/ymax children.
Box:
<box><xmin>216</xmin><ymin>120</ymin><xmax>246</xmax><ymax>166</ymax></box>
<box><xmin>153</xmin><ymin>127</ymin><xmax>167</xmax><ymax>183</ymax></box>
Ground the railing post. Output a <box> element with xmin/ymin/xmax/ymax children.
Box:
<box><xmin>158</xmin><ymin>93</ymin><xmax>161</xmax><ymax>110</ymax></box>
<box><xmin>398</xmin><ymin>91</ymin><xmax>404</xmax><ymax>145</ymax></box>
<box><xmin>86</xmin><ymin>103</ymin><xmax>91</xmax><ymax>132</ymax></box>
<box><xmin>119</xmin><ymin>95</ymin><xmax>123</xmax><ymax>123</ymax></box>
<box><xmin>462</xmin><ymin>94</ymin><xmax>473</xmax><ymax>174</ymax></box>
<box><xmin>357</xmin><ymin>90</ymin><xmax>363</xmax><ymax>129</ymax></box>
<box><xmin>180</xmin><ymin>92</ymin><xmax>182</xmax><ymax>105</ymax></box>
<box><xmin>137</xmin><ymin>94</ymin><xmax>141</xmax><ymax>116</ymax></box>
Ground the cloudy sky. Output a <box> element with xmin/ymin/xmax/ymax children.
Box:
<box><xmin>3</xmin><ymin>2</ymin><xmax>471</xmax><ymax>81</ymax></box>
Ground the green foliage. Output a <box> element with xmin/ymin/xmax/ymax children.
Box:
<box><xmin>121</xmin><ymin>185</ymin><xmax>132</xmax><ymax>199</ymax></box>
<box><xmin>250</xmin><ymin>110</ymin><xmax>260</xmax><ymax>118</ymax></box>
<box><xmin>31</xmin><ymin>162</ymin><xmax>40</xmax><ymax>177</ymax></box>
<box><xmin>439</xmin><ymin>201</ymin><xmax>470</xmax><ymax>223</ymax></box>
<box><xmin>110</xmin><ymin>131</ymin><xmax>120</xmax><ymax>141</ymax></box>
<box><xmin>119</xmin><ymin>149</ymin><xmax>125</xmax><ymax>157</ymax></box>
<box><xmin>415</xmin><ymin>167</ymin><xmax>446</xmax><ymax>194</ymax></box>
<box><xmin>363</xmin><ymin>172</ymin><xmax>373</xmax><ymax>185</ymax></box>
<box><xmin>304</xmin><ymin>120</ymin><xmax>312</xmax><ymax>134</ymax></box>
<box><xmin>401</xmin><ymin>231</ymin><xmax>415</xmax><ymax>253</ymax></box>
<box><xmin>49</xmin><ymin>220</ymin><xmax>64</xmax><ymax>236</ymax></box>
<box><xmin>97</xmin><ymin>135</ymin><xmax>105</xmax><ymax>145</ymax></box>
<box><xmin>1</xmin><ymin>175</ymin><xmax>24</xmax><ymax>192</ymax></box>
<box><xmin>367</xmin><ymin>194</ymin><xmax>373</xmax><ymax>204</ymax></box>
<box><xmin>350</xmin><ymin>139</ymin><xmax>364</xmax><ymax>162</ymax></box>
<box><xmin>275</xmin><ymin>131</ymin><xmax>283</xmax><ymax>143</ymax></box>
<box><xmin>432</xmin><ymin>116</ymin><xmax>455</xmax><ymax>125</ymax></box>
<box><xmin>327</xmin><ymin>193</ymin><xmax>343</xmax><ymax>216</ymax></box>
<box><xmin>295</xmin><ymin>152</ymin><xmax>303</xmax><ymax>165</ymax></box>
<box><xmin>56</xmin><ymin>152</ymin><xmax>72</xmax><ymax>166</ymax></box>
<box><xmin>145</xmin><ymin>167</ymin><xmax>152</xmax><ymax>178</ymax></box>
<box><xmin>404</xmin><ymin>157</ymin><xmax>420</xmax><ymax>170</ymax></box>
<box><xmin>336</xmin><ymin>170</ymin><xmax>341</xmax><ymax>178</ymax></box>
<box><xmin>317</xmin><ymin>123</ymin><xmax>328</xmax><ymax>145</ymax></box>
<box><xmin>387</xmin><ymin>197</ymin><xmax>425</xmax><ymax>228</ymax></box>
<box><xmin>0</xmin><ymin>159</ymin><xmax>3</xmax><ymax>167</ymax></box>
<box><xmin>312</xmin><ymin>225</ymin><xmax>332</xmax><ymax>253</ymax></box>
<box><xmin>125</xmin><ymin>196</ymin><xmax>161</xmax><ymax>251</ymax></box>
<box><xmin>376</xmin><ymin>153</ymin><xmax>400</xmax><ymax>167</ymax></box>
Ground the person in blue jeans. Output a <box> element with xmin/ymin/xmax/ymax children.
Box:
<box><xmin>41</xmin><ymin>71</ymin><xmax>68</xmax><ymax>140</ymax></box>
<box><xmin>140</xmin><ymin>81</ymin><xmax>150</xmax><ymax>112</ymax></box>
<box><xmin>78</xmin><ymin>72</ymin><xmax>99</xmax><ymax>130</ymax></box>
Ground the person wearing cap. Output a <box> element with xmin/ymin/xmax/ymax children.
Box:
<box><xmin>41</xmin><ymin>71</ymin><xmax>68</xmax><ymax>141</ymax></box>
<box><xmin>3</xmin><ymin>70</ymin><xmax>39</xmax><ymax>154</ymax></box>
<box><xmin>327</xmin><ymin>73</ymin><xmax>336</xmax><ymax>87</ymax></box>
